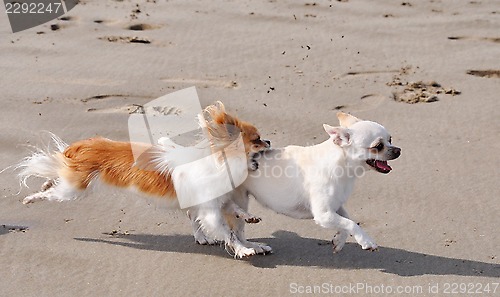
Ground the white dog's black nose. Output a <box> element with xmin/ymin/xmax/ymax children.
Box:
<box><xmin>392</xmin><ymin>147</ymin><xmax>401</xmax><ymax>158</ymax></box>
<box><xmin>264</xmin><ymin>140</ymin><xmax>271</xmax><ymax>147</ymax></box>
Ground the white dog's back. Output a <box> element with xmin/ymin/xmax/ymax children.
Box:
<box><xmin>242</xmin><ymin>140</ymin><xmax>353</xmax><ymax>219</ymax></box>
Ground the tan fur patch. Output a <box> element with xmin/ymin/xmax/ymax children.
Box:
<box><xmin>60</xmin><ymin>137</ymin><xmax>176</xmax><ymax>198</ymax></box>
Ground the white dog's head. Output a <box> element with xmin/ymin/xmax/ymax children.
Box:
<box><xmin>323</xmin><ymin>112</ymin><xmax>401</xmax><ymax>174</ymax></box>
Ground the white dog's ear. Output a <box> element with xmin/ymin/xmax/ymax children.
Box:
<box><xmin>323</xmin><ymin>124</ymin><xmax>351</xmax><ymax>147</ymax></box>
<box><xmin>337</xmin><ymin>112</ymin><xmax>361</xmax><ymax>128</ymax></box>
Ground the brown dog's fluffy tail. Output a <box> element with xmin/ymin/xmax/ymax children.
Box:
<box><xmin>17</xmin><ymin>133</ymin><xmax>177</xmax><ymax>204</ymax></box>
<box><xmin>16</xmin><ymin>133</ymin><xmax>68</xmax><ymax>188</ymax></box>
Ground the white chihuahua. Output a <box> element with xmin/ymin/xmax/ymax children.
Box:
<box><xmin>193</xmin><ymin>112</ymin><xmax>401</xmax><ymax>253</ymax></box>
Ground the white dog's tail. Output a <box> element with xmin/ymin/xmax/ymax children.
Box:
<box><xmin>16</xmin><ymin>133</ymin><xmax>68</xmax><ymax>188</ymax></box>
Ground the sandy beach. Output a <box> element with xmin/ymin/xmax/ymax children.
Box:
<box><xmin>1</xmin><ymin>0</ymin><xmax>499</xmax><ymax>296</ymax></box>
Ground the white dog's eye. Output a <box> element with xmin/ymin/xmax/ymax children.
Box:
<box><xmin>375</xmin><ymin>143</ymin><xmax>384</xmax><ymax>151</ymax></box>
<box><xmin>388</xmin><ymin>137</ymin><xmax>392</xmax><ymax>144</ymax></box>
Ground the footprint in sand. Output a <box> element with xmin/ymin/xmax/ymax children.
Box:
<box><xmin>332</xmin><ymin>66</ymin><xmax>415</xmax><ymax>110</ymax></box>
<box><xmin>81</xmin><ymin>94</ymin><xmax>130</xmax><ymax>103</ymax></box>
<box><xmin>97</xmin><ymin>23</ymin><xmax>161</xmax><ymax>44</ymax></box>
<box><xmin>82</xmin><ymin>94</ymin><xmax>184</xmax><ymax>115</ymax></box>
<box><xmin>325</xmin><ymin>94</ymin><xmax>387</xmax><ymax>113</ymax></box>
<box><xmin>390</xmin><ymin>81</ymin><xmax>461</xmax><ymax>104</ymax></box>
<box><xmin>466</xmin><ymin>70</ymin><xmax>500</xmax><ymax>78</ymax></box>
<box><xmin>92</xmin><ymin>17</ymin><xmax>159</xmax><ymax>44</ymax></box>
<box><xmin>127</xmin><ymin>23</ymin><xmax>158</xmax><ymax>31</ymax></box>
<box><xmin>99</xmin><ymin>36</ymin><xmax>152</xmax><ymax>44</ymax></box>
<box><xmin>36</xmin><ymin>15</ymin><xmax>78</xmax><ymax>33</ymax></box>
<box><xmin>337</xmin><ymin>67</ymin><xmax>461</xmax><ymax>105</ymax></box>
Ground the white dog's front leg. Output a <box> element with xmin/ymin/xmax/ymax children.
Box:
<box><xmin>312</xmin><ymin>203</ymin><xmax>377</xmax><ymax>251</ymax></box>
<box><xmin>332</xmin><ymin>206</ymin><xmax>350</xmax><ymax>253</ymax></box>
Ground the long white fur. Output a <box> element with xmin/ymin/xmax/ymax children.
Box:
<box><xmin>16</xmin><ymin>134</ymin><xmax>97</xmax><ymax>203</ymax></box>
<box><xmin>16</xmin><ymin>133</ymin><xmax>67</xmax><ymax>187</ymax></box>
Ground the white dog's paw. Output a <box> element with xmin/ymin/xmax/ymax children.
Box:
<box><xmin>244</xmin><ymin>242</ymin><xmax>273</xmax><ymax>255</ymax></box>
<box><xmin>254</xmin><ymin>243</ymin><xmax>273</xmax><ymax>255</ymax></box>
<box><xmin>332</xmin><ymin>231</ymin><xmax>348</xmax><ymax>253</ymax></box>
<box><xmin>359</xmin><ymin>238</ymin><xmax>378</xmax><ymax>251</ymax></box>
<box><xmin>243</xmin><ymin>216</ymin><xmax>261</xmax><ymax>224</ymax></box>
<box><xmin>234</xmin><ymin>246</ymin><xmax>257</xmax><ymax>259</ymax></box>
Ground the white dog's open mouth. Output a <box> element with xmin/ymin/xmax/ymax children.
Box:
<box><xmin>366</xmin><ymin>159</ymin><xmax>392</xmax><ymax>174</ymax></box>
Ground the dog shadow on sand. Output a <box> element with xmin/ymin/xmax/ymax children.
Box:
<box><xmin>75</xmin><ymin>230</ymin><xmax>499</xmax><ymax>277</ymax></box>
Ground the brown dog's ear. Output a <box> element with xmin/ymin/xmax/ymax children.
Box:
<box><xmin>337</xmin><ymin>112</ymin><xmax>361</xmax><ymax>128</ymax></box>
<box><xmin>203</xmin><ymin>101</ymin><xmax>234</xmax><ymax>126</ymax></box>
<box><xmin>214</xmin><ymin>101</ymin><xmax>226</xmax><ymax>113</ymax></box>
<box><xmin>323</xmin><ymin>124</ymin><xmax>351</xmax><ymax>147</ymax></box>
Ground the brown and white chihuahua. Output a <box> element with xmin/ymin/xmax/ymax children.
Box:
<box><xmin>17</xmin><ymin>102</ymin><xmax>271</xmax><ymax>258</ymax></box>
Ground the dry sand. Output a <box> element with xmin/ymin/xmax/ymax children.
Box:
<box><xmin>1</xmin><ymin>0</ymin><xmax>499</xmax><ymax>296</ymax></box>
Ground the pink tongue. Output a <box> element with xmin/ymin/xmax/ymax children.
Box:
<box><xmin>375</xmin><ymin>160</ymin><xmax>392</xmax><ymax>171</ymax></box>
